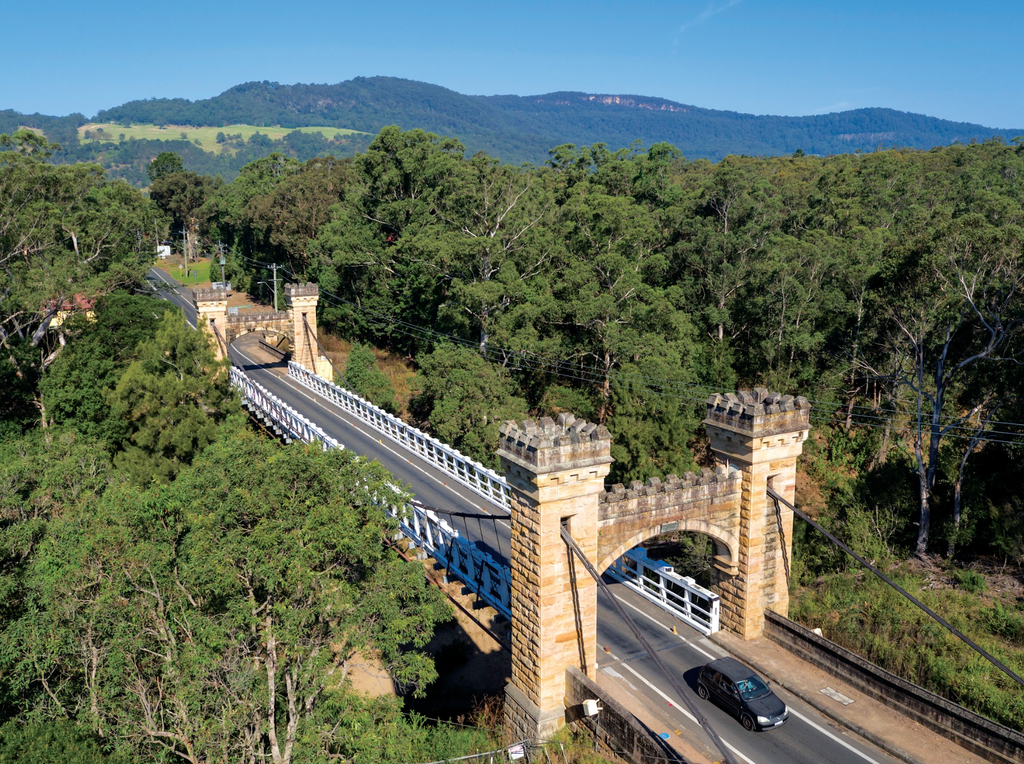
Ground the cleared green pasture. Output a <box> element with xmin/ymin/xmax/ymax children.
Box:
<box><xmin>79</xmin><ymin>122</ymin><xmax>366</xmax><ymax>151</ymax></box>
<box><xmin>159</xmin><ymin>258</ymin><xmax>214</xmax><ymax>287</ymax></box>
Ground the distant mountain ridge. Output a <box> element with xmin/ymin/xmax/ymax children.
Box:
<box><xmin>84</xmin><ymin>77</ymin><xmax>1021</xmax><ymax>164</ymax></box>
<box><xmin>3</xmin><ymin>77</ymin><xmax>1021</xmax><ymax>180</ymax></box>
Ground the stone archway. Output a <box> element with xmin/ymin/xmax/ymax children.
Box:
<box><xmin>497</xmin><ymin>391</ymin><xmax>810</xmax><ymax>744</ymax></box>
<box><xmin>598</xmin><ymin>503</ymin><xmax>737</xmax><ymax>573</ymax></box>
<box><xmin>596</xmin><ymin>520</ymin><xmax>739</xmax><ymax>581</ymax></box>
<box><xmin>194</xmin><ymin>283</ymin><xmax>332</xmax><ymax>379</ymax></box>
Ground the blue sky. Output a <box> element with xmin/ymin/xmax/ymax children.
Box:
<box><xmin>5</xmin><ymin>0</ymin><xmax>1023</xmax><ymax>128</ymax></box>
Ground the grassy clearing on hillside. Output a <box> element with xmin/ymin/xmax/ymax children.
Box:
<box><xmin>78</xmin><ymin>123</ymin><xmax>365</xmax><ymax>154</ymax></box>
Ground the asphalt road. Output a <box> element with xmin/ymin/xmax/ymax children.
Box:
<box><xmin>146</xmin><ymin>268</ymin><xmax>899</xmax><ymax>764</ymax></box>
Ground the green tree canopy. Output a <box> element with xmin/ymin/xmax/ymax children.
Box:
<box><xmin>412</xmin><ymin>343</ymin><xmax>527</xmax><ymax>468</ymax></box>
<box><xmin>39</xmin><ymin>293</ymin><xmax>166</xmax><ymax>442</ymax></box>
<box><xmin>0</xmin><ymin>719</ymin><xmax>114</xmax><ymax>764</ymax></box>
<box><xmin>342</xmin><ymin>343</ymin><xmax>398</xmax><ymax>415</ymax></box>
<box><xmin>146</xmin><ymin>151</ymin><xmax>183</xmax><ymax>183</ymax></box>
<box><xmin>108</xmin><ymin>309</ymin><xmax>237</xmax><ymax>484</ymax></box>
<box><xmin>0</xmin><ymin>423</ymin><xmax>451</xmax><ymax>764</ymax></box>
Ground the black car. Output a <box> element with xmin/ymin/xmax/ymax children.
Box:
<box><xmin>696</xmin><ymin>657</ymin><xmax>789</xmax><ymax>731</ymax></box>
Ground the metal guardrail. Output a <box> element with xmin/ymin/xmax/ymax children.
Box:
<box><xmin>232</xmin><ymin>365</ymin><xmax>512</xmax><ymax>618</ymax></box>
<box><xmin>242</xmin><ymin>360</ymin><xmax>715</xmax><ymax>631</ymax></box>
<box><xmin>287</xmin><ymin>361</ymin><xmax>512</xmax><ymax>511</ymax></box>
<box><xmin>606</xmin><ymin>547</ymin><xmax>720</xmax><ymax>635</ymax></box>
<box><xmin>230</xmin><ymin>366</ymin><xmax>342</xmax><ymax>450</ymax></box>
<box><xmin>390</xmin><ymin>499</ymin><xmax>512</xmax><ymax>619</ymax></box>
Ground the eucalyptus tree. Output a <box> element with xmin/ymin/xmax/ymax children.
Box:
<box><xmin>342</xmin><ymin>343</ymin><xmax>398</xmax><ymax>415</ymax></box>
<box><xmin>312</xmin><ymin>127</ymin><xmax>466</xmax><ymax>353</ymax></box>
<box><xmin>556</xmin><ymin>188</ymin><xmax>662</xmax><ymax>422</ymax></box>
<box><xmin>108</xmin><ymin>310</ymin><xmax>237</xmax><ymax>485</ymax></box>
<box><xmin>0</xmin><ymin>426</ymin><xmax>451</xmax><ymax>764</ymax></box>
<box><xmin>245</xmin><ymin>155</ymin><xmax>355</xmax><ymax>275</ymax></box>
<box><xmin>148</xmin><ymin>170</ymin><xmax>219</xmax><ymax>265</ymax></box>
<box><xmin>870</xmin><ymin>215</ymin><xmax>1024</xmax><ymax>556</ymax></box>
<box><xmin>412</xmin><ymin>342</ymin><xmax>527</xmax><ymax>468</ymax></box>
<box><xmin>433</xmin><ymin>152</ymin><xmax>554</xmax><ymax>354</ymax></box>
<box><xmin>673</xmin><ymin>156</ymin><xmax>782</xmax><ymax>348</ymax></box>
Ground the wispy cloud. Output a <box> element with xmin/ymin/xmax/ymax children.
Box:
<box><xmin>811</xmin><ymin>101</ymin><xmax>854</xmax><ymax>114</ymax></box>
<box><xmin>678</xmin><ymin>0</ymin><xmax>742</xmax><ymax>33</ymax></box>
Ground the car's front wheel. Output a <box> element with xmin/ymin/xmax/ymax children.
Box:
<box><xmin>697</xmin><ymin>683</ymin><xmax>709</xmax><ymax>700</ymax></box>
<box><xmin>741</xmin><ymin>713</ymin><xmax>756</xmax><ymax>732</ymax></box>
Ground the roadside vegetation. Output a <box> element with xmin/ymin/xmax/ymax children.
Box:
<box><xmin>0</xmin><ymin>131</ymin><xmax>490</xmax><ymax>764</ymax></box>
<box><xmin>790</xmin><ymin>560</ymin><xmax>1024</xmax><ymax>730</ymax></box>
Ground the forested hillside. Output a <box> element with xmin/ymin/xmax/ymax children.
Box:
<box><xmin>0</xmin><ymin>131</ymin><xmax>502</xmax><ymax>763</ymax></box>
<box><xmin>4</xmin><ymin>76</ymin><xmax>1023</xmax><ymax>185</ymax></box>
<box><xmin>95</xmin><ymin>78</ymin><xmax>1024</xmax><ymax>163</ymax></box>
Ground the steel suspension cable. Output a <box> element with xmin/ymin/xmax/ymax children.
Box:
<box><xmin>559</xmin><ymin>526</ymin><xmax>741</xmax><ymax>764</ymax></box>
<box><xmin>767</xmin><ymin>487</ymin><xmax>1024</xmax><ymax>689</ymax></box>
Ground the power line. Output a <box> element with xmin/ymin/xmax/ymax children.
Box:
<box><xmin>319</xmin><ymin>287</ymin><xmax>1024</xmax><ymax>446</ymax></box>
<box><xmin>768</xmin><ymin>487</ymin><xmax>1024</xmax><ymax>690</ymax></box>
<box><xmin>311</xmin><ymin>288</ymin><xmax>1024</xmax><ymax>437</ymax></box>
<box><xmin>230</xmin><ymin>257</ymin><xmax>1024</xmax><ymax>446</ymax></box>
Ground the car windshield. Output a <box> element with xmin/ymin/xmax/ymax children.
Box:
<box><xmin>735</xmin><ymin>676</ymin><xmax>770</xmax><ymax>700</ymax></box>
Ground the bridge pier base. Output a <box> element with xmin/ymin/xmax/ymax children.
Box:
<box><xmin>497</xmin><ymin>414</ymin><xmax>613</xmax><ymax>744</ymax></box>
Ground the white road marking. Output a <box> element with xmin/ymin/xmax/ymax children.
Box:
<box><xmin>614</xmin><ymin>660</ymin><xmax>759</xmax><ymax>764</ymax></box>
<box><xmin>604</xmin><ymin>603</ymin><xmax>889</xmax><ymax>764</ymax></box>
<box><xmin>613</xmin><ymin>595</ymin><xmax>719</xmax><ymax>661</ymax></box>
<box><xmin>148</xmin><ymin>270</ymin><xmax>196</xmax><ymax>327</ymax></box>
<box><xmin>600</xmin><ymin>667</ymin><xmax>640</xmax><ymax>693</ymax></box>
<box><xmin>787</xmin><ymin>708</ymin><xmax>888</xmax><ymax>764</ymax></box>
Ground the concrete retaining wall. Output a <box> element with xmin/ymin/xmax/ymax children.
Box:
<box><xmin>765</xmin><ymin>612</ymin><xmax>1024</xmax><ymax>764</ymax></box>
<box><xmin>563</xmin><ymin>667</ymin><xmax>689</xmax><ymax>764</ymax></box>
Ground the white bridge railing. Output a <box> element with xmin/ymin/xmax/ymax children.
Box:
<box><xmin>390</xmin><ymin>500</ymin><xmax>511</xmax><ymax>619</ymax></box>
<box><xmin>607</xmin><ymin>547</ymin><xmax>721</xmax><ymax>635</ymax></box>
<box><xmin>288</xmin><ymin>362</ymin><xmax>512</xmax><ymax>512</ymax></box>
<box><xmin>233</xmin><ymin>365</ymin><xmax>512</xmax><ymax>618</ymax></box>
<box><xmin>250</xmin><ymin>361</ymin><xmax>718</xmax><ymax>633</ymax></box>
<box><xmin>230</xmin><ymin>366</ymin><xmax>341</xmax><ymax>450</ymax></box>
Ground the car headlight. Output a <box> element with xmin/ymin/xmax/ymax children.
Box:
<box><xmin>783</xmin><ymin>705</ymin><xmax>789</xmax><ymax>715</ymax></box>
<box><xmin>757</xmin><ymin>715</ymin><xmax>771</xmax><ymax>724</ymax></box>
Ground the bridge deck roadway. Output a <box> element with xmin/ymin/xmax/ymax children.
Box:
<box><xmin>147</xmin><ymin>269</ymin><xmax>985</xmax><ymax>764</ymax></box>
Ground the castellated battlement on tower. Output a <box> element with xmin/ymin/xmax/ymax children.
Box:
<box><xmin>285</xmin><ymin>283</ymin><xmax>319</xmax><ymax>299</ymax></box>
<box><xmin>193</xmin><ymin>287</ymin><xmax>229</xmax><ymax>302</ymax></box>
<box><xmin>225</xmin><ymin>311</ymin><xmax>290</xmax><ymax>325</ymax></box>
<box><xmin>599</xmin><ymin>464</ymin><xmax>740</xmax><ymax>511</ymax></box>
<box><xmin>706</xmin><ymin>388</ymin><xmax>810</xmax><ymax>438</ymax></box>
<box><xmin>498</xmin><ymin>413</ymin><xmax>612</xmax><ymax>475</ymax></box>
